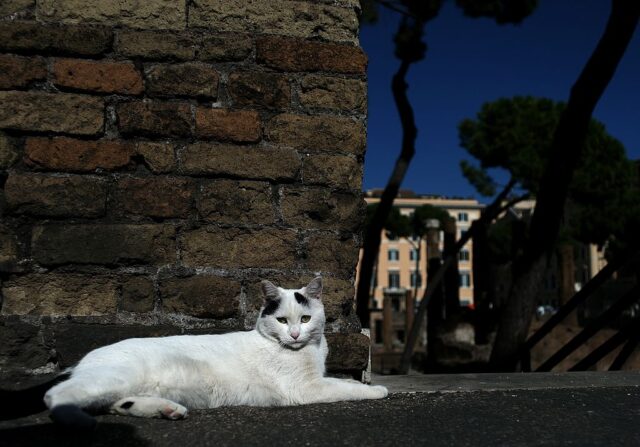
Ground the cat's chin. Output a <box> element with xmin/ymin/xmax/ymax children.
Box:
<box><xmin>283</xmin><ymin>340</ymin><xmax>306</xmax><ymax>350</ymax></box>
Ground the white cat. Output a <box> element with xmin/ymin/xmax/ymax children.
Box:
<box><xmin>43</xmin><ymin>277</ymin><xmax>388</xmax><ymax>429</ymax></box>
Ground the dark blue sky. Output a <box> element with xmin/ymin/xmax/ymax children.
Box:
<box><xmin>360</xmin><ymin>0</ymin><xmax>640</xmax><ymax>199</ymax></box>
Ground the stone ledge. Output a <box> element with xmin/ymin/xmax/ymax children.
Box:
<box><xmin>374</xmin><ymin>370</ymin><xmax>640</xmax><ymax>394</ymax></box>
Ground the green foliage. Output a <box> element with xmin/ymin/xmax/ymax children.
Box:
<box><xmin>411</xmin><ymin>204</ymin><xmax>452</xmax><ymax>234</ymax></box>
<box><xmin>456</xmin><ymin>0</ymin><xmax>538</xmax><ymax>24</ymax></box>
<box><xmin>459</xmin><ymin>95</ymin><xmax>640</xmax><ymax>246</ymax></box>
<box><xmin>366</xmin><ymin>204</ymin><xmax>412</xmax><ymax>239</ymax></box>
<box><xmin>460</xmin><ymin>160</ymin><xmax>496</xmax><ymax>196</ymax></box>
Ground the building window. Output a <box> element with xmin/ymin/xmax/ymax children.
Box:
<box><xmin>409</xmin><ymin>248</ymin><xmax>419</xmax><ymax>261</ymax></box>
<box><xmin>458</xmin><ymin>212</ymin><xmax>469</xmax><ymax>222</ymax></box>
<box><xmin>411</xmin><ymin>271</ymin><xmax>422</xmax><ymax>288</ymax></box>
<box><xmin>388</xmin><ymin>271</ymin><xmax>400</xmax><ymax>289</ymax></box>
<box><xmin>459</xmin><ymin>272</ymin><xmax>471</xmax><ymax>288</ymax></box>
<box><xmin>459</xmin><ymin>250</ymin><xmax>470</xmax><ymax>262</ymax></box>
<box><xmin>388</xmin><ymin>249</ymin><xmax>399</xmax><ymax>261</ymax></box>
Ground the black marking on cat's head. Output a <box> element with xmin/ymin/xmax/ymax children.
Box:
<box><xmin>294</xmin><ymin>292</ymin><xmax>309</xmax><ymax>306</ymax></box>
<box><xmin>120</xmin><ymin>401</ymin><xmax>134</xmax><ymax>409</ymax></box>
<box><xmin>261</xmin><ymin>299</ymin><xmax>280</xmax><ymax>317</ymax></box>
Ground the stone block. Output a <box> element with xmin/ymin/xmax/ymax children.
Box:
<box><xmin>198</xmin><ymin>34</ymin><xmax>252</xmax><ymax>61</ymax></box>
<box><xmin>188</xmin><ymin>0</ymin><xmax>358</xmax><ymax>44</ymax></box>
<box><xmin>302</xmin><ymin>154</ymin><xmax>362</xmax><ymax>190</ymax></box>
<box><xmin>325</xmin><ymin>332</ymin><xmax>369</xmax><ymax>371</ymax></box>
<box><xmin>0</xmin><ymin>91</ymin><xmax>103</xmax><ymax>135</ymax></box>
<box><xmin>112</xmin><ymin>177</ymin><xmax>194</xmax><ymax>218</ymax></box>
<box><xmin>0</xmin><ymin>0</ymin><xmax>34</xmax><ymax>17</ymax></box>
<box><xmin>0</xmin><ymin>225</ymin><xmax>19</xmax><ymax>272</ymax></box>
<box><xmin>116</xmin><ymin>30</ymin><xmax>196</xmax><ymax>60</ymax></box>
<box><xmin>299</xmin><ymin>75</ymin><xmax>366</xmax><ymax>113</ymax></box>
<box><xmin>306</xmin><ymin>233</ymin><xmax>359</xmax><ymax>274</ymax></box>
<box><xmin>198</xmin><ymin>180</ymin><xmax>274</xmax><ymax>224</ymax></box>
<box><xmin>160</xmin><ymin>275</ymin><xmax>241</xmax><ymax>319</ymax></box>
<box><xmin>0</xmin><ymin>21</ymin><xmax>112</xmax><ymax>56</ymax></box>
<box><xmin>32</xmin><ymin>224</ymin><xmax>175</xmax><ymax>266</ymax></box>
<box><xmin>266</xmin><ymin>113</ymin><xmax>365</xmax><ymax>155</ymax></box>
<box><xmin>37</xmin><ymin>0</ymin><xmax>186</xmax><ymax>30</ymax></box>
<box><xmin>280</xmin><ymin>187</ymin><xmax>364</xmax><ymax>231</ymax></box>
<box><xmin>145</xmin><ymin>63</ymin><xmax>219</xmax><ymax>98</ymax></box>
<box><xmin>4</xmin><ymin>172</ymin><xmax>107</xmax><ymax>217</ymax></box>
<box><xmin>195</xmin><ymin>108</ymin><xmax>261</xmax><ymax>143</ymax></box>
<box><xmin>0</xmin><ymin>54</ymin><xmax>46</xmax><ymax>89</ymax></box>
<box><xmin>53</xmin><ymin>58</ymin><xmax>143</xmax><ymax>95</ymax></box>
<box><xmin>1</xmin><ymin>274</ymin><xmax>118</xmax><ymax>316</ymax></box>
<box><xmin>135</xmin><ymin>142</ymin><xmax>176</xmax><ymax>173</ymax></box>
<box><xmin>181</xmin><ymin>143</ymin><xmax>300</xmax><ymax>181</ymax></box>
<box><xmin>228</xmin><ymin>71</ymin><xmax>290</xmax><ymax>110</ymax></box>
<box><xmin>24</xmin><ymin>137</ymin><xmax>135</xmax><ymax>172</ymax></box>
<box><xmin>182</xmin><ymin>227</ymin><xmax>297</xmax><ymax>269</ymax></box>
<box><xmin>0</xmin><ymin>323</ymin><xmax>52</xmax><ymax>371</ymax></box>
<box><xmin>257</xmin><ymin>36</ymin><xmax>367</xmax><ymax>74</ymax></box>
<box><xmin>0</xmin><ymin>132</ymin><xmax>19</xmax><ymax>169</ymax></box>
<box><xmin>117</xmin><ymin>101</ymin><xmax>192</xmax><ymax>138</ymax></box>
<box><xmin>121</xmin><ymin>276</ymin><xmax>155</xmax><ymax>313</ymax></box>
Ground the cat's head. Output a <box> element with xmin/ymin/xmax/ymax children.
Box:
<box><xmin>256</xmin><ymin>277</ymin><xmax>325</xmax><ymax>349</ymax></box>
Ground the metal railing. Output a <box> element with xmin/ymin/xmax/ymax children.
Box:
<box><xmin>521</xmin><ymin>250</ymin><xmax>639</xmax><ymax>372</ymax></box>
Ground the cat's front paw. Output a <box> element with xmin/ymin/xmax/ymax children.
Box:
<box><xmin>370</xmin><ymin>385</ymin><xmax>389</xmax><ymax>398</ymax></box>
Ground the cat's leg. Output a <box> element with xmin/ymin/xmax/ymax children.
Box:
<box><xmin>301</xmin><ymin>377</ymin><xmax>388</xmax><ymax>404</ymax></box>
<box><xmin>110</xmin><ymin>396</ymin><xmax>188</xmax><ymax>420</ymax></box>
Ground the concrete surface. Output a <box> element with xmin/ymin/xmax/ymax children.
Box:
<box><xmin>1</xmin><ymin>372</ymin><xmax>639</xmax><ymax>447</ymax></box>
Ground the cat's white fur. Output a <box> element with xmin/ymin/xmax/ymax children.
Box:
<box><xmin>44</xmin><ymin>277</ymin><xmax>388</xmax><ymax>420</ymax></box>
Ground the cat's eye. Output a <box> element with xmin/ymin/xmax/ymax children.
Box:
<box><xmin>301</xmin><ymin>315</ymin><xmax>311</xmax><ymax>323</ymax></box>
<box><xmin>276</xmin><ymin>317</ymin><xmax>287</xmax><ymax>324</ymax></box>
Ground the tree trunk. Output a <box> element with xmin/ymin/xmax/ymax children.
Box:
<box><xmin>559</xmin><ymin>243</ymin><xmax>578</xmax><ymax>326</ymax></box>
<box><xmin>356</xmin><ymin>59</ymin><xmax>418</xmax><ymax>328</ymax></box>
<box><xmin>490</xmin><ymin>0</ymin><xmax>640</xmax><ymax>371</ymax></box>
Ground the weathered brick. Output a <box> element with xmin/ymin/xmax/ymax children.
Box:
<box><xmin>121</xmin><ymin>276</ymin><xmax>155</xmax><ymax>313</ymax></box>
<box><xmin>302</xmin><ymin>154</ymin><xmax>362</xmax><ymax>190</ymax></box>
<box><xmin>181</xmin><ymin>143</ymin><xmax>299</xmax><ymax>181</ymax></box>
<box><xmin>0</xmin><ymin>91</ymin><xmax>103</xmax><ymax>135</ymax></box>
<box><xmin>0</xmin><ymin>132</ymin><xmax>18</xmax><ymax>169</ymax></box>
<box><xmin>198</xmin><ymin>34</ymin><xmax>252</xmax><ymax>62</ymax></box>
<box><xmin>280</xmin><ymin>187</ymin><xmax>364</xmax><ymax>231</ymax></box>
<box><xmin>195</xmin><ymin>109</ymin><xmax>261</xmax><ymax>143</ymax></box>
<box><xmin>160</xmin><ymin>275</ymin><xmax>241</xmax><ymax>319</ymax></box>
<box><xmin>32</xmin><ymin>224</ymin><xmax>175</xmax><ymax>266</ymax></box>
<box><xmin>53</xmin><ymin>58</ymin><xmax>143</xmax><ymax>95</ymax></box>
<box><xmin>25</xmin><ymin>137</ymin><xmax>134</xmax><ymax>172</ymax></box>
<box><xmin>325</xmin><ymin>332</ymin><xmax>369</xmax><ymax>371</ymax></box>
<box><xmin>188</xmin><ymin>0</ymin><xmax>358</xmax><ymax>44</ymax></box>
<box><xmin>0</xmin><ymin>322</ymin><xmax>52</xmax><ymax>371</ymax></box>
<box><xmin>116</xmin><ymin>30</ymin><xmax>196</xmax><ymax>60</ymax></box>
<box><xmin>0</xmin><ymin>54</ymin><xmax>46</xmax><ymax>89</ymax></box>
<box><xmin>0</xmin><ymin>225</ymin><xmax>19</xmax><ymax>272</ymax></box>
<box><xmin>4</xmin><ymin>172</ymin><xmax>107</xmax><ymax>217</ymax></box>
<box><xmin>306</xmin><ymin>233</ymin><xmax>359</xmax><ymax>274</ymax></box>
<box><xmin>117</xmin><ymin>101</ymin><xmax>192</xmax><ymax>138</ymax></box>
<box><xmin>299</xmin><ymin>75</ymin><xmax>366</xmax><ymax>113</ymax></box>
<box><xmin>267</xmin><ymin>113</ymin><xmax>365</xmax><ymax>155</ymax></box>
<box><xmin>257</xmin><ymin>36</ymin><xmax>367</xmax><ymax>74</ymax></box>
<box><xmin>198</xmin><ymin>180</ymin><xmax>274</xmax><ymax>224</ymax></box>
<box><xmin>146</xmin><ymin>63</ymin><xmax>218</xmax><ymax>98</ymax></box>
<box><xmin>112</xmin><ymin>177</ymin><xmax>194</xmax><ymax>218</ymax></box>
<box><xmin>0</xmin><ymin>0</ymin><xmax>34</xmax><ymax>17</ymax></box>
<box><xmin>37</xmin><ymin>0</ymin><xmax>186</xmax><ymax>30</ymax></box>
<box><xmin>0</xmin><ymin>21</ymin><xmax>112</xmax><ymax>56</ymax></box>
<box><xmin>182</xmin><ymin>227</ymin><xmax>297</xmax><ymax>269</ymax></box>
<box><xmin>135</xmin><ymin>142</ymin><xmax>176</xmax><ymax>173</ymax></box>
<box><xmin>1</xmin><ymin>274</ymin><xmax>118</xmax><ymax>316</ymax></box>
<box><xmin>228</xmin><ymin>72</ymin><xmax>290</xmax><ymax>110</ymax></box>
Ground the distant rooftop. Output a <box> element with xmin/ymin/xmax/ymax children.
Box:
<box><xmin>365</xmin><ymin>188</ymin><xmax>478</xmax><ymax>201</ymax></box>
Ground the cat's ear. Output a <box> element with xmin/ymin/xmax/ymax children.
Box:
<box><xmin>261</xmin><ymin>280</ymin><xmax>280</xmax><ymax>300</ymax></box>
<box><xmin>305</xmin><ymin>276</ymin><xmax>323</xmax><ymax>300</ymax></box>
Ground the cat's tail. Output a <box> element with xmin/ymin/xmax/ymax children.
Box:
<box><xmin>0</xmin><ymin>372</ymin><xmax>70</xmax><ymax>421</ymax></box>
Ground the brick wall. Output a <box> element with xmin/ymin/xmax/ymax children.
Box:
<box><xmin>0</xmin><ymin>0</ymin><xmax>368</xmax><ymax>375</ymax></box>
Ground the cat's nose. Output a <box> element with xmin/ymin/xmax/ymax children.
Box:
<box><xmin>291</xmin><ymin>331</ymin><xmax>300</xmax><ymax>340</ymax></box>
